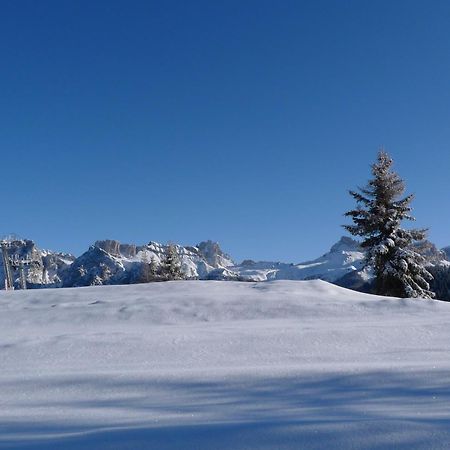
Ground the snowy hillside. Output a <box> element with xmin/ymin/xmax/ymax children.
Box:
<box><xmin>2</xmin><ymin>280</ymin><xmax>450</xmax><ymax>449</ymax></box>
<box><xmin>219</xmin><ymin>236</ymin><xmax>366</xmax><ymax>282</ymax></box>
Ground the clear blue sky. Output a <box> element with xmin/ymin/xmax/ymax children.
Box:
<box><xmin>1</xmin><ymin>0</ymin><xmax>450</xmax><ymax>262</ymax></box>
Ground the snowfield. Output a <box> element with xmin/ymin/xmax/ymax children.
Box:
<box><xmin>2</xmin><ymin>280</ymin><xmax>450</xmax><ymax>449</ymax></box>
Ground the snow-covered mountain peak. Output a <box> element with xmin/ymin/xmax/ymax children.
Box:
<box><xmin>1</xmin><ymin>236</ymin><xmax>449</xmax><ymax>293</ymax></box>
<box><xmin>94</xmin><ymin>240</ymin><xmax>137</xmax><ymax>258</ymax></box>
<box><xmin>217</xmin><ymin>238</ymin><xmax>367</xmax><ymax>283</ymax></box>
<box><xmin>0</xmin><ymin>238</ymin><xmax>75</xmax><ymax>288</ymax></box>
<box><xmin>329</xmin><ymin>236</ymin><xmax>361</xmax><ymax>254</ymax></box>
<box><xmin>58</xmin><ymin>238</ymin><xmax>235</xmax><ymax>286</ymax></box>
<box><xmin>195</xmin><ymin>240</ymin><xmax>234</xmax><ymax>268</ymax></box>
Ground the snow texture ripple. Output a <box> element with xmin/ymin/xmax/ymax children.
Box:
<box><xmin>1</xmin><ymin>280</ymin><xmax>450</xmax><ymax>449</ymax></box>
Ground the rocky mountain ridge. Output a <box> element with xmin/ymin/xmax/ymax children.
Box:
<box><xmin>0</xmin><ymin>236</ymin><xmax>448</xmax><ymax>290</ymax></box>
<box><xmin>0</xmin><ymin>239</ymin><xmax>75</xmax><ymax>289</ymax></box>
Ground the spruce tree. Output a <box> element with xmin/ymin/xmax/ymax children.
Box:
<box><xmin>160</xmin><ymin>244</ymin><xmax>184</xmax><ymax>281</ymax></box>
<box><xmin>149</xmin><ymin>256</ymin><xmax>158</xmax><ymax>280</ymax></box>
<box><xmin>344</xmin><ymin>151</ymin><xmax>434</xmax><ymax>299</ymax></box>
<box><xmin>138</xmin><ymin>253</ymin><xmax>159</xmax><ymax>283</ymax></box>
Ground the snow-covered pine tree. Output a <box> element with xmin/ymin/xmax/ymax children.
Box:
<box><xmin>137</xmin><ymin>252</ymin><xmax>159</xmax><ymax>283</ymax></box>
<box><xmin>149</xmin><ymin>256</ymin><xmax>158</xmax><ymax>280</ymax></box>
<box><xmin>160</xmin><ymin>244</ymin><xmax>184</xmax><ymax>281</ymax></box>
<box><xmin>344</xmin><ymin>151</ymin><xmax>434</xmax><ymax>299</ymax></box>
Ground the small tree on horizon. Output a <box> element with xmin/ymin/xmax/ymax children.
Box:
<box><xmin>344</xmin><ymin>151</ymin><xmax>434</xmax><ymax>299</ymax></box>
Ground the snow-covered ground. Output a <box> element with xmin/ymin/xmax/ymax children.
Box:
<box><xmin>1</xmin><ymin>280</ymin><xmax>450</xmax><ymax>449</ymax></box>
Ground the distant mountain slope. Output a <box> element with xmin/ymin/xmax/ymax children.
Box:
<box><xmin>0</xmin><ymin>239</ymin><xmax>75</xmax><ymax>289</ymax></box>
<box><xmin>1</xmin><ymin>236</ymin><xmax>448</xmax><ymax>290</ymax></box>
<box><xmin>61</xmin><ymin>239</ymin><xmax>234</xmax><ymax>287</ymax></box>
<box><xmin>441</xmin><ymin>246</ymin><xmax>450</xmax><ymax>261</ymax></box>
<box><xmin>210</xmin><ymin>237</ymin><xmax>366</xmax><ymax>282</ymax></box>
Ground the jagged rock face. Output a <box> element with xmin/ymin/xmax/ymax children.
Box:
<box><xmin>3</xmin><ymin>236</ymin><xmax>450</xmax><ymax>291</ymax></box>
<box><xmin>137</xmin><ymin>242</ymin><xmax>213</xmax><ymax>279</ymax></box>
<box><xmin>222</xmin><ymin>236</ymin><xmax>365</xmax><ymax>282</ymax></box>
<box><xmin>442</xmin><ymin>247</ymin><xmax>450</xmax><ymax>261</ymax></box>
<box><xmin>40</xmin><ymin>251</ymin><xmax>76</xmax><ymax>285</ymax></box>
<box><xmin>120</xmin><ymin>244</ymin><xmax>137</xmax><ymax>258</ymax></box>
<box><xmin>329</xmin><ymin>236</ymin><xmax>361</xmax><ymax>254</ymax></box>
<box><xmin>196</xmin><ymin>240</ymin><xmax>234</xmax><ymax>268</ymax></box>
<box><xmin>95</xmin><ymin>240</ymin><xmax>137</xmax><ymax>258</ymax></box>
<box><xmin>0</xmin><ymin>239</ymin><xmax>75</xmax><ymax>288</ymax></box>
<box><xmin>61</xmin><ymin>246</ymin><xmax>126</xmax><ymax>287</ymax></box>
<box><xmin>61</xmin><ymin>240</ymin><xmax>234</xmax><ymax>287</ymax></box>
<box><xmin>414</xmin><ymin>241</ymin><xmax>449</xmax><ymax>266</ymax></box>
<box><xmin>223</xmin><ymin>236</ymin><xmax>448</xmax><ymax>283</ymax></box>
<box><xmin>94</xmin><ymin>240</ymin><xmax>121</xmax><ymax>256</ymax></box>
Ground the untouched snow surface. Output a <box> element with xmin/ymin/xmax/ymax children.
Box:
<box><xmin>2</xmin><ymin>280</ymin><xmax>450</xmax><ymax>449</ymax></box>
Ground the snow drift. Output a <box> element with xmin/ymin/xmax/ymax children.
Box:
<box><xmin>1</xmin><ymin>280</ymin><xmax>450</xmax><ymax>449</ymax></box>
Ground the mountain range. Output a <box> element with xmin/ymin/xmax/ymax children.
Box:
<box><xmin>1</xmin><ymin>236</ymin><xmax>448</xmax><ymax>291</ymax></box>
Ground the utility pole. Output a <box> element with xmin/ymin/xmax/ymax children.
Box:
<box><xmin>9</xmin><ymin>254</ymin><xmax>32</xmax><ymax>290</ymax></box>
<box><xmin>0</xmin><ymin>241</ymin><xmax>14</xmax><ymax>290</ymax></box>
<box><xmin>18</xmin><ymin>259</ymin><xmax>28</xmax><ymax>290</ymax></box>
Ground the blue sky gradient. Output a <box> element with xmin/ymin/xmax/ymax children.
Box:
<box><xmin>1</xmin><ymin>0</ymin><xmax>450</xmax><ymax>262</ymax></box>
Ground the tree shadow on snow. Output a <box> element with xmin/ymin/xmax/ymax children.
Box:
<box><xmin>1</xmin><ymin>369</ymin><xmax>450</xmax><ymax>449</ymax></box>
